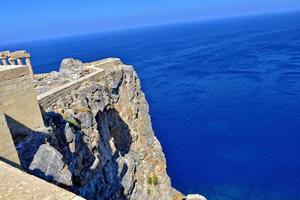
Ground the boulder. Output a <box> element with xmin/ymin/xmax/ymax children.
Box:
<box><xmin>186</xmin><ymin>194</ymin><xmax>207</xmax><ymax>200</ymax></box>
<box><xmin>59</xmin><ymin>58</ymin><xmax>82</xmax><ymax>73</ymax></box>
<box><xmin>76</xmin><ymin>111</ymin><xmax>93</xmax><ymax>129</ymax></box>
<box><xmin>64</xmin><ymin>123</ymin><xmax>75</xmax><ymax>143</ymax></box>
<box><xmin>29</xmin><ymin>144</ymin><xmax>72</xmax><ymax>186</ymax></box>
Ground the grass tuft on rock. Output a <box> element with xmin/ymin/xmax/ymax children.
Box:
<box><xmin>147</xmin><ymin>175</ymin><xmax>158</xmax><ymax>186</ymax></box>
<box><xmin>147</xmin><ymin>176</ymin><xmax>153</xmax><ymax>185</ymax></box>
<box><xmin>152</xmin><ymin>175</ymin><xmax>158</xmax><ymax>185</ymax></box>
<box><xmin>64</xmin><ymin>117</ymin><xmax>81</xmax><ymax>129</ymax></box>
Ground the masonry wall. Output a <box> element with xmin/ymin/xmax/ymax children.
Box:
<box><xmin>88</xmin><ymin>57</ymin><xmax>122</xmax><ymax>70</ymax></box>
<box><xmin>37</xmin><ymin>58</ymin><xmax>122</xmax><ymax>110</ymax></box>
<box><xmin>0</xmin><ymin>65</ymin><xmax>44</xmax><ymax>136</ymax></box>
<box><xmin>38</xmin><ymin>69</ymin><xmax>105</xmax><ymax>110</ymax></box>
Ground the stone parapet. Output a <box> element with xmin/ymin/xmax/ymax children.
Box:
<box><xmin>38</xmin><ymin>68</ymin><xmax>105</xmax><ymax>110</ymax></box>
<box><xmin>87</xmin><ymin>57</ymin><xmax>122</xmax><ymax>70</ymax></box>
<box><xmin>37</xmin><ymin>58</ymin><xmax>122</xmax><ymax>110</ymax></box>
<box><xmin>0</xmin><ymin>161</ymin><xmax>85</xmax><ymax>200</ymax></box>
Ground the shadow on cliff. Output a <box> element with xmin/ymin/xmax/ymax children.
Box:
<box><xmin>4</xmin><ymin>114</ymin><xmax>48</xmax><ymax>169</ymax></box>
<box><xmin>5</xmin><ymin>107</ymin><xmax>133</xmax><ymax>200</ymax></box>
<box><xmin>97</xmin><ymin>109</ymin><xmax>132</xmax><ymax>155</ymax></box>
<box><xmin>41</xmin><ymin>108</ymin><xmax>132</xmax><ymax>200</ymax></box>
<box><xmin>4</xmin><ymin>113</ymin><xmax>70</xmax><ymax>187</ymax></box>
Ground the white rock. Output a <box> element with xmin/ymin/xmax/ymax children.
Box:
<box><xmin>186</xmin><ymin>194</ymin><xmax>207</xmax><ymax>200</ymax></box>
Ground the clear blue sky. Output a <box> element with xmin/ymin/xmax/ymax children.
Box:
<box><xmin>1</xmin><ymin>0</ymin><xmax>300</xmax><ymax>43</ymax></box>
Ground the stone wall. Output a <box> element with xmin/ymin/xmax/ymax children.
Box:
<box><xmin>0</xmin><ymin>160</ymin><xmax>85</xmax><ymax>200</ymax></box>
<box><xmin>87</xmin><ymin>57</ymin><xmax>122</xmax><ymax>70</ymax></box>
<box><xmin>0</xmin><ymin>65</ymin><xmax>44</xmax><ymax>135</ymax></box>
<box><xmin>37</xmin><ymin>68</ymin><xmax>105</xmax><ymax>110</ymax></box>
<box><xmin>37</xmin><ymin>58</ymin><xmax>122</xmax><ymax>110</ymax></box>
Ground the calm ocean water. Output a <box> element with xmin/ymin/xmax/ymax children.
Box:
<box><xmin>2</xmin><ymin>11</ymin><xmax>300</xmax><ymax>200</ymax></box>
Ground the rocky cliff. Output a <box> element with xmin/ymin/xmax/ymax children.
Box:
<box><xmin>15</xmin><ymin>59</ymin><xmax>205</xmax><ymax>200</ymax></box>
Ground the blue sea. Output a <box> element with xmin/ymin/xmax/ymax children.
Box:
<box><xmin>2</xmin><ymin>11</ymin><xmax>300</xmax><ymax>200</ymax></box>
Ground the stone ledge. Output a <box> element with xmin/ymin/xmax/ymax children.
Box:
<box><xmin>0</xmin><ymin>161</ymin><xmax>85</xmax><ymax>200</ymax></box>
<box><xmin>0</xmin><ymin>65</ymin><xmax>30</xmax><ymax>80</ymax></box>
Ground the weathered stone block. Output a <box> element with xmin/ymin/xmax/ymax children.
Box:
<box><xmin>0</xmin><ymin>65</ymin><xmax>44</xmax><ymax>137</ymax></box>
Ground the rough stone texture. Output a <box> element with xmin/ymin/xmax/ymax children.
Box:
<box><xmin>34</xmin><ymin>58</ymin><xmax>121</xmax><ymax>95</ymax></box>
<box><xmin>0</xmin><ymin>113</ymin><xmax>20</xmax><ymax>165</ymax></box>
<box><xmin>0</xmin><ymin>65</ymin><xmax>44</xmax><ymax>138</ymax></box>
<box><xmin>111</xmin><ymin>65</ymin><xmax>173</xmax><ymax>200</ymax></box>
<box><xmin>37</xmin><ymin>69</ymin><xmax>104</xmax><ymax>110</ymax></box>
<box><xmin>34</xmin><ymin>59</ymin><xmax>95</xmax><ymax>95</ymax></box>
<box><xmin>29</xmin><ymin>144</ymin><xmax>73</xmax><ymax>186</ymax></box>
<box><xmin>0</xmin><ymin>160</ymin><xmax>85</xmax><ymax>200</ymax></box>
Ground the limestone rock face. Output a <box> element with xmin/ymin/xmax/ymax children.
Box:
<box><xmin>17</xmin><ymin>59</ymin><xmax>204</xmax><ymax>200</ymax></box>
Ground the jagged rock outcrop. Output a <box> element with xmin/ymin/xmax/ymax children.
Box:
<box><xmin>59</xmin><ymin>58</ymin><xmax>83</xmax><ymax>73</ymax></box>
<box><xmin>29</xmin><ymin>144</ymin><xmax>73</xmax><ymax>186</ymax></box>
<box><xmin>16</xmin><ymin>60</ymin><xmax>179</xmax><ymax>200</ymax></box>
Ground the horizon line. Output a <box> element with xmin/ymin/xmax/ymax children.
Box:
<box><xmin>1</xmin><ymin>8</ymin><xmax>300</xmax><ymax>47</ymax></box>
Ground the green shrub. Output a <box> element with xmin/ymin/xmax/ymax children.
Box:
<box><xmin>152</xmin><ymin>175</ymin><xmax>158</xmax><ymax>185</ymax></box>
<box><xmin>147</xmin><ymin>175</ymin><xmax>158</xmax><ymax>186</ymax></box>
<box><xmin>147</xmin><ymin>176</ymin><xmax>153</xmax><ymax>185</ymax></box>
<box><xmin>65</xmin><ymin>118</ymin><xmax>81</xmax><ymax>129</ymax></box>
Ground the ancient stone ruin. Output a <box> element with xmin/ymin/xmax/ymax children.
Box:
<box><xmin>0</xmin><ymin>50</ymin><xmax>33</xmax><ymax>74</ymax></box>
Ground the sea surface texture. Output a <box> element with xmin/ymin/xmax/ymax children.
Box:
<box><xmin>2</xmin><ymin>11</ymin><xmax>300</xmax><ymax>200</ymax></box>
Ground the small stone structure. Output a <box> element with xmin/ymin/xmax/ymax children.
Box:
<box><xmin>0</xmin><ymin>50</ymin><xmax>33</xmax><ymax>74</ymax></box>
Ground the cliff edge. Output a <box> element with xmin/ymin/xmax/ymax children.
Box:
<box><xmin>13</xmin><ymin>58</ymin><xmax>205</xmax><ymax>200</ymax></box>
